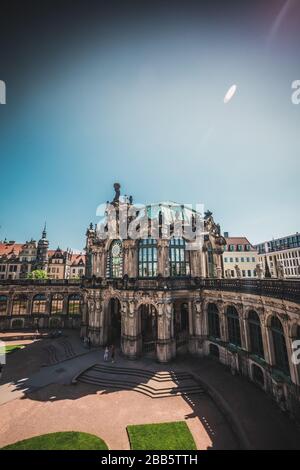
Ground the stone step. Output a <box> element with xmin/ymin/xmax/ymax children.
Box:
<box><xmin>76</xmin><ymin>364</ymin><xmax>204</xmax><ymax>399</ymax></box>
<box><xmin>92</xmin><ymin>363</ymin><xmax>192</xmax><ymax>382</ymax></box>
<box><xmin>78</xmin><ymin>375</ymin><xmax>204</xmax><ymax>399</ymax></box>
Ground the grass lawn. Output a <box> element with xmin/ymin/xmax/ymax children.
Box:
<box><xmin>127</xmin><ymin>421</ymin><xmax>197</xmax><ymax>450</ymax></box>
<box><xmin>4</xmin><ymin>344</ymin><xmax>23</xmax><ymax>354</ymax></box>
<box><xmin>1</xmin><ymin>432</ymin><xmax>108</xmax><ymax>450</ymax></box>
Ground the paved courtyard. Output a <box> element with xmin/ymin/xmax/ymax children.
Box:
<box><xmin>0</xmin><ymin>331</ymin><xmax>299</xmax><ymax>450</ymax></box>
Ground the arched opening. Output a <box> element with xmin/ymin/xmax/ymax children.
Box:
<box><xmin>108</xmin><ymin>298</ymin><xmax>121</xmax><ymax>345</ymax></box>
<box><xmin>12</xmin><ymin>295</ymin><xmax>27</xmax><ymax>315</ymax></box>
<box><xmin>169</xmin><ymin>238</ymin><xmax>190</xmax><ymax>277</ymax></box>
<box><xmin>207</xmin><ymin>303</ymin><xmax>220</xmax><ymax>339</ymax></box>
<box><xmin>226</xmin><ymin>305</ymin><xmax>241</xmax><ymax>347</ymax></box>
<box><xmin>270</xmin><ymin>316</ymin><xmax>290</xmax><ymax>376</ymax></box>
<box><xmin>209</xmin><ymin>343</ymin><xmax>220</xmax><ymax>360</ymax></box>
<box><xmin>248</xmin><ymin>310</ymin><xmax>264</xmax><ymax>358</ymax></box>
<box><xmin>68</xmin><ymin>294</ymin><xmax>82</xmax><ymax>315</ymax></box>
<box><xmin>11</xmin><ymin>318</ymin><xmax>24</xmax><ymax>329</ymax></box>
<box><xmin>106</xmin><ymin>240</ymin><xmax>123</xmax><ymax>278</ymax></box>
<box><xmin>138</xmin><ymin>238</ymin><xmax>158</xmax><ymax>277</ymax></box>
<box><xmin>139</xmin><ymin>304</ymin><xmax>158</xmax><ymax>354</ymax></box>
<box><xmin>32</xmin><ymin>294</ymin><xmax>47</xmax><ymax>314</ymax></box>
<box><xmin>0</xmin><ymin>295</ymin><xmax>8</xmax><ymax>315</ymax></box>
<box><xmin>173</xmin><ymin>301</ymin><xmax>189</xmax><ymax>350</ymax></box>
<box><xmin>51</xmin><ymin>294</ymin><xmax>64</xmax><ymax>315</ymax></box>
<box><xmin>252</xmin><ymin>363</ymin><xmax>265</xmax><ymax>387</ymax></box>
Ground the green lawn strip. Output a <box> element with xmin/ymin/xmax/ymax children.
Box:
<box><xmin>4</xmin><ymin>344</ymin><xmax>23</xmax><ymax>354</ymax></box>
<box><xmin>1</xmin><ymin>432</ymin><xmax>108</xmax><ymax>450</ymax></box>
<box><xmin>127</xmin><ymin>421</ymin><xmax>197</xmax><ymax>450</ymax></box>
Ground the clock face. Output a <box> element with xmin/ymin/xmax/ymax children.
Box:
<box><xmin>111</xmin><ymin>243</ymin><xmax>121</xmax><ymax>256</ymax></box>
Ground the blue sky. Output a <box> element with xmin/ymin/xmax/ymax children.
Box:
<box><xmin>0</xmin><ymin>1</ymin><xmax>299</xmax><ymax>250</ymax></box>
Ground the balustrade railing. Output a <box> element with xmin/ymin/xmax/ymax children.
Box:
<box><xmin>0</xmin><ymin>277</ymin><xmax>299</xmax><ymax>303</ymax></box>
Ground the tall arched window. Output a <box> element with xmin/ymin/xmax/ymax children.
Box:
<box><xmin>271</xmin><ymin>316</ymin><xmax>290</xmax><ymax>375</ymax></box>
<box><xmin>12</xmin><ymin>295</ymin><xmax>27</xmax><ymax>315</ymax></box>
<box><xmin>51</xmin><ymin>294</ymin><xmax>64</xmax><ymax>315</ymax></box>
<box><xmin>68</xmin><ymin>294</ymin><xmax>82</xmax><ymax>315</ymax></box>
<box><xmin>32</xmin><ymin>294</ymin><xmax>47</xmax><ymax>314</ymax></box>
<box><xmin>208</xmin><ymin>303</ymin><xmax>220</xmax><ymax>339</ymax></box>
<box><xmin>169</xmin><ymin>238</ymin><xmax>190</xmax><ymax>277</ymax></box>
<box><xmin>0</xmin><ymin>295</ymin><xmax>8</xmax><ymax>315</ymax></box>
<box><xmin>138</xmin><ymin>238</ymin><xmax>158</xmax><ymax>277</ymax></box>
<box><xmin>226</xmin><ymin>306</ymin><xmax>241</xmax><ymax>347</ymax></box>
<box><xmin>106</xmin><ymin>240</ymin><xmax>123</xmax><ymax>278</ymax></box>
<box><xmin>248</xmin><ymin>310</ymin><xmax>264</xmax><ymax>358</ymax></box>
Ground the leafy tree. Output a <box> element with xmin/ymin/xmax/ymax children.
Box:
<box><xmin>27</xmin><ymin>270</ymin><xmax>48</xmax><ymax>280</ymax></box>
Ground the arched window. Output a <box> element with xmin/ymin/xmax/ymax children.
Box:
<box><xmin>12</xmin><ymin>295</ymin><xmax>27</xmax><ymax>315</ymax></box>
<box><xmin>271</xmin><ymin>316</ymin><xmax>290</xmax><ymax>375</ymax></box>
<box><xmin>226</xmin><ymin>306</ymin><xmax>241</xmax><ymax>347</ymax></box>
<box><xmin>138</xmin><ymin>238</ymin><xmax>158</xmax><ymax>277</ymax></box>
<box><xmin>51</xmin><ymin>294</ymin><xmax>64</xmax><ymax>315</ymax></box>
<box><xmin>169</xmin><ymin>238</ymin><xmax>190</xmax><ymax>277</ymax></box>
<box><xmin>106</xmin><ymin>240</ymin><xmax>123</xmax><ymax>278</ymax></box>
<box><xmin>248</xmin><ymin>310</ymin><xmax>264</xmax><ymax>358</ymax></box>
<box><xmin>207</xmin><ymin>303</ymin><xmax>220</xmax><ymax>339</ymax></box>
<box><xmin>32</xmin><ymin>294</ymin><xmax>47</xmax><ymax>314</ymax></box>
<box><xmin>68</xmin><ymin>294</ymin><xmax>81</xmax><ymax>315</ymax></box>
<box><xmin>0</xmin><ymin>295</ymin><xmax>8</xmax><ymax>315</ymax></box>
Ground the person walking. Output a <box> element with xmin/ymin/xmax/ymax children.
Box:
<box><xmin>104</xmin><ymin>346</ymin><xmax>109</xmax><ymax>362</ymax></box>
<box><xmin>110</xmin><ymin>344</ymin><xmax>115</xmax><ymax>363</ymax></box>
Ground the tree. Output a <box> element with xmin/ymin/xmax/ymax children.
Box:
<box><xmin>27</xmin><ymin>270</ymin><xmax>48</xmax><ymax>280</ymax></box>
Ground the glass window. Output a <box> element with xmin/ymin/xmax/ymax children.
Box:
<box><xmin>208</xmin><ymin>303</ymin><xmax>220</xmax><ymax>339</ymax></box>
<box><xmin>271</xmin><ymin>316</ymin><xmax>290</xmax><ymax>375</ymax></box>
<box><xmin>68</xmin><ymin>294</ymin><xmax>81</xmax><ymax>315</ymax></box>
<box><xmin>226</xmin><ymin>306</ymin><xmax>241</xmax><ymax>347</ymax></box>
<box><xmin>138</xmin><ymin>238</ymin><xmax>158</xmax><ymax>278</ymax></box>
<box><xmin>248</xmin><ymin>311</ymin><xmax>264</xmax><ymax>358</ymax></box>
<box><xmin>169</xmin><ymin>238</ymin><xmax>190</xmax><ymax>277</ymax></box>
<box><xmin>12</xmin><ymin>295</ymin><xmax>27</xmax><ymax>315</ymax></box>
<box><xmin>106</xmin><ymin>240</ymin><xmax>123</xmax><ymax>278</ymax></box>
<box><xmin>0</xmin><ymin>295</ymin><xmax>7</xmax><ymax>315</ymax></box>
<box><xmin>51</xmin><ymin>294</ymin><xmax>64</xmax><ymax>314</ymax></box>
<box><xmin>32</xmin><ymin>294</ymin><xmax>47</xmax><ymax>314</ymax></box>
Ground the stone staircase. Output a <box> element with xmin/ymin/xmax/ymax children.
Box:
<box><xmin>44</xmin><ymin>339</ymin><xmax>77</xmax><ymax>365</ymax></box>
<box><xmin>76</xmin><ymin>363</ymin><xmax>204</xmax><ymax>399</ymax></box>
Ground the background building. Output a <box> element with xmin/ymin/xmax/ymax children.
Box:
<box><xmin>255</xmin><ymin>233</ymin><xmax>300</xmax><ymax>279</ymax></box>
<box><xmin>0</xmin><ymin>229</ymin><xmax>86</xmax><ymax>280</ymax></box>
<box><xmin>223</xmin><ymin>234</ymin><xmax>259</xmax><ymax>279</ymax></box>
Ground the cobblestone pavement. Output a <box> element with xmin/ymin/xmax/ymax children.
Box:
<box><xmin>0</xmin><ymin>333</ymin><xmax>299</xmax><ymax>450</ymax></box>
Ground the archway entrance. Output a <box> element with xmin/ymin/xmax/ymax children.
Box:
<box><xmin>173</xmin><ymin>301</ymin><xmax>189</xmax><ymax>350</ymax></box>
<box><xmin>108</xmin><ymin>298</ymin><xmax>121</xmax><ymax>346</ymax></box>
<box><xmin>139</xmin><ymin>304</ymin><xmax>157</xmax><ymax>355</ymax></box>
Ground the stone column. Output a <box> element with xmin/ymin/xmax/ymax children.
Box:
<box><xmin>189</xmin><ymin>298</ymin><xmax>204</xmax><ymax>356</ymax></box>
<box><xmin>157</xmin><ymin>240</ymin><xmax>170</xmax><ymax>277</ymax></box>
<box><xmin>123</xmin><ymin>240</ymin><xmax>137</xmax><ymax>278</ymax></box>
<box><xmin>122</xmin><ymin>299</ymin><xmax>141</xmax><ymax>359</ymax></box>
<box><xmin>62</xmin><ymin>294</ymin><xmax>69</xmax><ymax>315</ymax></box>
<box><xmin>156</xmin><ymin>301</ymin><xmax>175</xmax><ymax>362</ymax></box>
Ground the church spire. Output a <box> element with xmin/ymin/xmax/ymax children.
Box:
<box><xmin>42</xmin><ymin>222</ymin><xmax>47</xmax><ymax>239</ymax></box>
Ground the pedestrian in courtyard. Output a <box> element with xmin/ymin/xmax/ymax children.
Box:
<box><xmin>88</xmin><ymin>337</ymin><xmax>91</xmax><ymax>349</ymax></box>
<box><xmin>111</xmin><ymin>344</ymin><xmax>115</xmax><ymax>363</ymax></box>
<box><xmin>104</xmin><ymin>346</ymin><xmax>109</xmax><ymax>362</ymax></box>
